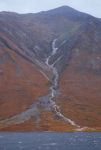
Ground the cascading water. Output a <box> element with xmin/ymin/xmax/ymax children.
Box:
<box><xmin>45</xmin><ymin>39</ymin><xmax>80</xmax><ymax>127</ymax></box>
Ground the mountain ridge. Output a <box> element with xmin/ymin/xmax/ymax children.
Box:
<box><xmin>0</xmin><ymin>5</ymin><xmax>99</xmax><ymax>19</ymax></box>
<box><xmin>0</xmin><ymin>6</ymin><xmax>101</xmax><ymax>131</ymax></box>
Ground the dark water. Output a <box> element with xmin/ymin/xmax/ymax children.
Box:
<box><xmin>0</xmin><ymin>132</ymin><xmax>101</xmax><ymax>150</ymax></box>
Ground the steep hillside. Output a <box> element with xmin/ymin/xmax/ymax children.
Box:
<box><xmin>0</xmin><ymin>6</ymin><xmax>101</xmax><ymax>131</ymax></box>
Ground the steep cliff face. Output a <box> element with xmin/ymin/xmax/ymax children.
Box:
<box><xmin>0</xmin><ymin>6</ymin><xmax>101</xmax><ymax>131</ymax></box>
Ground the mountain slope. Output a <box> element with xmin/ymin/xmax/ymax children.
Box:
<box><xmin>0</xmin><ymin>6</ymin><xmax>101</xmax><ymax>131</ymax></box>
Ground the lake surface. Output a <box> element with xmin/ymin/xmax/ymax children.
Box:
<box><xmin>0</xmin><ymin>132</ymin><xmax>101</xmax><ymax>150</ymax></box>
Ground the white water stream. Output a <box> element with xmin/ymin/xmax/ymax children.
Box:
<box><xmin>45</xmin><ymin>39</ymin><xmax>80</xmax><ymax>127</ymax></box>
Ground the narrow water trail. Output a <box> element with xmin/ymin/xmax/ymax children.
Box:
<box><xmin>45</xmin><ymin>39</ymin><xmax>80</xmax><ymax>128</ymax></box>
<box><xmin>0</xmin><ymin>39</ymin><xmax>81</xmax><ymax>129</ymax></box>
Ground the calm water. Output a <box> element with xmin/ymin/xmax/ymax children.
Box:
<box><xmin>0</xmin><ymin>132</ymin><xmax>101</xmax><ymax>150</ymax></box>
